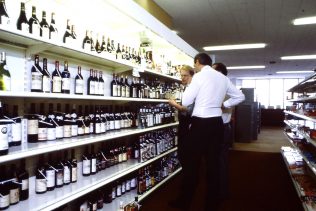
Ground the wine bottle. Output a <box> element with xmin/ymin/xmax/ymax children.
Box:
<box><xmin>11</xmin><ymin>105</ymin><xmax>22</xmax><ymax>146</ymax></box>
<box><xmin>63</xmin><ymin>19</ymin><xmax>72</xmax><ymax>44</ymax></box>
<box><xmin>82</xmin><ymin>146</ymin><xmax>91</xmax><ymax>176</ymax></box>
<box><xmin>77</xmin><ymin>105</ymin><xmax>85</xmax><ymax>136</ymax></box>
<box><xmin>120</xmin><ymin>75</ymin><xmax>126</xmax><ymax>97</ymax></box>
<box><xmin>40</xmin><ymin>11</ymin><xmax>49</xmax><ymax>39</ymax></box>
<box><xmin>0</xmin><ymin>166</ymin><xmax>9</xmax><ymax>210</ymax></box>
<box><xmin>28</xmin><ymin>6</ymin><xmax>40</xmax><ymax>36</ymax></box>
<box><xmin>93</xmin><ymin>106</ymin><xmax>101</xmax><ymax>134</ymax></box>
<box><xmin>45</xmin><ymin>153</ymin><xmax>55</xmax><ymax>191</ymax></box>
<box><xmin>47</xmin><ymin>103</ymin><xmax>56</xmax><ymax>141</ymax></box>
<box><xmin>95</xmin><ymin>33</ymin><xmax>101</xmax><ymax>53</ymax></box>
<box><xmin>125</xmin><ymin>76</ymin><xmax>130</xmax><ymax>98</ymax></box>
<box><xmin>1</xmin><ymin>52</ymin><xmax>10</xmax><ymax>91</ymax></box>
<box><xmin>82</xmin><ymin>30</ymin><xmax>91</xmax><ymax>51</ymax></box>
<box><xmin>61</xmin><ymin>61</ymin><xmax>70</xmax><ymax>94</ymax></box>
<box><xmin>42</xmin><ymin>58</ymin><xmax>50</xmax><ymax>93</ymax></box>
<box><xmin>26</xmin><ymin>103</ymin><xmax>38</xmax><ymax>143</ymax></box>
<box><xmin>116</xmin><ymin>43</ymin><xmax>122</xmax><ymax>60</ymax></box>
<box><xmin>8</xmin><ymin>164</ymin><xmax>19</xmax><ymax>205</ymax></box>
<box><xmin>63</xmin><ymin>150</ymin><xmax>71</xmax><ymax>185</ymax></box>
<box><xmin>54</xmin><ymin>152</ymin><xmax>64</xmax><ymax>188</ymax></box>
<box><xmin>70</xmin><ymin>104</ymin><xmax>78</xmax><ymax>137</ymax></box>
<box><xmin>38</xmin><ymin>103</ymin><xmax>48</xmax><ymax>141</ymax></box>
<box><xmin>121</xmin><ymin>45</ymin><xmax>126</xmax><ymax>60</ymax></box>
<box><xmin>93</xmin><ymin>70</ymin><xmax>99</xmax><ymax>95</ymax></box>
<box><xmin>35</xmin><ymin>155</ymin><xmax>47</xmax><ymax>194</ymax></box>
<box><xmin>71</xmin><ymin>24</ymin><xmax>77</xmax><ymax>40</ymax></box>
<box><xmin>63</xmin><ymin>104</ymin><xmax>72</xmax><ymax>138</ymax></box>
<box><xmin>111</xmin><ymin>73</ymin><xmax>117</xmax><ymax>97</ymax></box>
<box><xmin>51</xmin><ymin>60</ymin><xmax>62</xmax><ymax>93</ymax></box>
<box><xmin>0</xmin><ymin>0</ymin><xmax>9</xmax><ymax>26</ymax></box>
<box><xmin>106</xmin><ymin>37</ymin><xmax>112</xmax><ymax>53</ymax></box>
<box><xmin>89</xmin><ymin>105</ymin><xmax>94</xmax><ymax>134</ymax></box>
<box><xmin>49</xmin><ymin>12</ymin><xmax>58</xmax><ymax>40</ymax></box>
<box><xmin>84</xmin><ymin>105</ymin><xmax>91</xmax><ymax>135</ymax></box>
<box><xmin>55</xmin><ymin>103</ymin><xmax>64</xmax><ymax>139</ymax></box>
<box><xmin>90</xmin><ymin>145</ymin><xmax>97</xmax><ymax>175</ymax></box>
<box><xmin>100</xmin><ymin>106</ymin><xmax>106</xmax><ymax>133</ymax></box>
<box><xmin>17</xmin><ymin>2</ymin><xmax>29</xmax><ymax>32</ymax></box>
<box><xmin>70</xmin><ymin>149</ymin><xmax>77</xmax><ymax>183</ymax></box>
<box><xmin>87</xmin><ymin>69</ymin><xmax>95</xmax><ymax>95</ymax></box>
<box><xmin>98</xmin><ymin>71</ymin><xmax>104</xmax><ymax>96</ymax></box>
<box><xmin>101</xmin><ymin>35</ymin><xmax>106</xmax><ymax>53</ymax></box>
<box><xmin>31</xmin><ymin>55</ymin><xmax>43</xmax><ymax>92</ymax></box>
<box><xmin>17</xmin><ymin>159</ymin><xmax>29</xmax><ymax>201</ymax></box>
<box><xmin>111</xmin><ymin>40</ymin><xmax>116</xmax><ymax>56</ymax></box>
<box><xmin>75</xmin><ymin>66</ymin><xmax>83</xmax><ymax>95</ymax></box>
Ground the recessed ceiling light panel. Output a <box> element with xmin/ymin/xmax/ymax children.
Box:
<box><xmin>293</xmin><ymin>16</ymin><xmax>316</xmax><ymax>25</ymax></box>
<box><xmin>227</xmin><ymin>65</ymin><xmax>265</xmax><ymax>69</ymax></box>
<box><xmin>203</xmin><ymin>43</ymin><xmax>266</xmax><ymax>51</ymax></box>
<box><xmin>281</xmin><ymin>55</ymin><xmax>316</xmax><ymax>60</ymax></box>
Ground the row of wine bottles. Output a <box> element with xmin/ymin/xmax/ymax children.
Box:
<box><xmin>0</xmin><ymin>100</ymin><xmax>176</xmax><ymax>156</ymax></box>
<box><xmin>77</xmin><ymin>152</ymin><xmax>179</xmax><ymax>211</ymax></box>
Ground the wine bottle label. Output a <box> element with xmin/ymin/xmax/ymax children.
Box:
<box><xmin>0</xmin><ymin>124</ymin><xmax>8</xmax><ymax>150</ymax></box>
<box><xmin>3</xmin><ymin>75</ymin><xmax>10</xmax><ymax>91</ymax></box>
<box><xmin>62</xmin><ymin>78</ymin><xmax>70</xmax><ymax>91</ymax></box>
<box><xmin>42</xmin><ymin>75</ymin><xmax>50</xmax><ymax>92</ymax></box>
<box><xmin>9</xmin><ymin>188</ymin><xmax>19</xmax><ymax>204</ymax></box>
<box><xmin>56</xmin><ymin>126</ymin><xmax>63</xmax><ymax>138</ymax></box>
<box><xmin>89</xmin><ymin>123</ymin><xmax>93</xmax><ymax>133</ymax></box>
<box><xmin>91</xmin><ymin>158</ymin><xmax>96</xmax><ymax>172</ymax></box>
<box><xmin>75</xmin><ymin>79</ymin><xmax>83</xmax><ymax>94</ymax></box>
<box><xmin>84</xmin><ymin>125</ymin><xmax>90</xmax><ymax>134</ymax></box>
<box><xmin>12</xmin><ymin>122</ymin><xmax>22</xmax><ymax>142</ymax></box>
<box><xmin>35</xmin><ymin>178</ymin><xmax>47</xmax><ymax>192</ymax></box>
<box><xmin>47</xmin><ymin>128</ymin><xmax>56</xmax><ymax>140</ymax></box>
<box><xmin>126</xmin><ymin>88</ymin><xmax>130</xmax><ymax>98</ymax></box>
<box><xmin>32</xmin><ymin>24</ymin><xmax>40</xmax><ymax>36</ymax></box>
<box><xmin>101</xmin><ymin>123</ymin><xmax>106</xmax><ymax>133</ymax></box>
<box><xmin>38</xmin><ymin>127</ymin><xmax>47</xmax><ymax>140</ymax></box>
<box><xmin>116</xmin><ymin>185</ymin><xmax>121</xmax><ymax>196</ymax></box>
<box><xmin>118</xmin><ymin>153</ymin><xmax>122</xmax><ymax>162</ymax></box>
<box><xmin>131</xmin><ymin>178</ymin><xmax>136</xmax><ymax>188</ymax></box>
<box><xmin>21</xmin><ymin>23</ymin><xmax>29</xmax><ymax>33</ymax></box>
<box><xmin>89</xmin><ymin>82</ymin><xmax>95</xmax><ymax>95</ymax></box>
<box><xmin>121</xmin><ymin>87</ymin><xmax>126</xmax><ymax>97</ymax></box>
<box><xmin>114</xmin><ymin>120</ymin><xmax>120</xmax><ymax>129</ymax></box>
<box><xmin>21</xmin><ymin>179</ymin><xmax>29</xmax><ymax>190</ymax></box>
<box><xmin>56</xmin><ymin>172</ymin><xmax>63</xmax><ymax>186</ymax></box>
<box><xmin>71</xmin><ymin>167</ymin><xmax>77</xmax><ymax>182</ymax></box>
<box><xmin>121</xmin><ymin>182</ymin><xmax>126</xmax><ymax>193</ymax></box>
<box><xmin>63</xmin><ymin>125</ymin><xmax>71</xmax><ymax>137</ymax></box>
<box><xmin>1</xmin><ymin>16</ymin><xmax>10</xmax><ymax>25</ymax></box>
<box><xmin>82</xmin><ymin>160</ymin><xmax>90</xmax><ymax>174</ymax></box>
<box><xmin>52</xmin><ymin>76</ymin><xmax>62</xmax><ymax>92</ymax></box>
<box><xmin>7</xmin><ymin>124</ymin><xmax>11</xmax><ymax>145</ymax></box>
<box><xmin>42</xmin><ymin>27</ymin><xmax>49</xmax><ymax>40</ymax></box>
<box><xmin>134</xmin><ymin>149</ymin><xmax>139</xmax><ymax>159</ymax></box>
<box><xmin>84</xmin><ymin>43</ymin><xmax>91</xmax><ymax>51</ymax></box>
<box><xmin>110</xmin><ymin>121</ymin><xmax>115</xmax><ymax>130</ymax></box>
<box><xmin>95</xmin><ymin>123</ymin><xmax>101</xmax><ymax>134</ymax></box>
<box><xmin>31</xmin><ymin>72</ymin><xmax>42</xmax><ymax>90</ymax></box>
<box><xmin>78</xmin><ymin>126</ymin><xmax>84</xmax><ymax>135</ymax></box>
<box><xmin>71</xmin><ymin>125</ymin><xmax>78</xmax><ymax>136</ymax></box>
<box><xmin>112</xmin><ymin>188</ymin><xmax>116</xmax><ymax>199</ymax></box>
<box><xmin>126</xmin><ymin>180</ymin><xmax>131</xmax><ymax>191</ymax></box>
<box><xmin>0</xmin><ymin>194</ymin><xmax>9</xmax><ymax>208</ymax></box>
<box><xmin>112</xmin><ymin>84</ymin><xmax>117</xmax><ymax>96</ymax></box>
<box><xmin>120</xmin><ymin>119</ymin><xmax>124</xmax><ymax>128</ymax></box>
<box><xmin>99</xmin><ymin>82</ymin><xmax>104</xmax><ymax>95</ymax></box>
<box><xmin>46</xmin><ymin>170</ymin><xmax>55</xmax><ymax>188</ymax></box>
<box><xmin>117</xmin><ymin>85</ymin><xmax>121</xmax><ymax>96</ymax></box>
<box><xmin>63</xmin><ymin>166</ymin><xmax>70</xmax><ymax>183</ymax></box>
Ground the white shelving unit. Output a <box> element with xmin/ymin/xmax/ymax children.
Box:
<box><xmin>102</xmin><ymin>167</ymin><xmax>182</xmax><ymax>211</ymax></box>
<box><xmin>284</xmin><ymin>111</ymin><xmax>316</xmax><ymax>123</ymax></box>
<box><xmin>0</xmin><ymin>122</ymin><xmax>179</xmax><ymax>164</ymax></box>
<box><xmin>7</xmin><ymin>148</ymin><xmax>178</xmax><ymax>211</ymax></box>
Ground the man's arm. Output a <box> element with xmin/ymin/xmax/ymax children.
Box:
<box><xmin>223</xmin><ymin>78</ymin><xmax>245</xmax><ymax>108</ymax></box>
<box><xmin>182</xmin><ymin>75</ymin><xmax>200</xmax><ymax>107</ymax></box>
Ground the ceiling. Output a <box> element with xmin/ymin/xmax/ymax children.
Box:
<box><xmin>153</xmin><ymin>0</ymin><xmax>316</xmax><ymax>79</ymax></box>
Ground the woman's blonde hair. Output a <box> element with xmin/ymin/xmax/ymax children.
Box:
<box><xmin>181</xmin><ymin>65</ymin><xmax>195</xmax><ymax>76</ymax></box>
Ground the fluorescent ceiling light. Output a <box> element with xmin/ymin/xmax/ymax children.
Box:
<box><xmin>281</xmin><ymin>55</ymin><xmax>316</xmax><ymax>60</ymax></box>
<box><xmin>203</xmin><ymin>43</ymin><xmax>266</xmax><ymax>51</ymax></box>
<box><xmin>276</xmin><ymin>71</ymin><xmax>314</xmax><ymax>74</ymax></box>
<box><xmin>293</xmin><ymin>16</ymin><xmax>316</xmax><ymax>25</ymax></box>
<box><xmin>227</xmin><ymin>65</ymin><xmax>265</xmax><ymax>69</ymax></box>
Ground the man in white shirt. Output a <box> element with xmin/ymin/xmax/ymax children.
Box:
<box><xmin>176</xmin><ymin>53</ymin><xmax>245</xmax><ymax>211</ymax></box>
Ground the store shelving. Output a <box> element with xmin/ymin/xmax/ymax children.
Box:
<box><xmin>284</xmin><ymin>111</ymin><xmax>316</xmax><ymax>123</ymax></box>
<box><xmin>0</xmin><ymin>122</ymin><xmax>179</xmax><ymax>164</ymax></box>
<box><xmin>102</xmin><ymin>167</ymin><xmax>182</xmax><ymax>211</ymax></box>
<box><xmin>7</xmin><ymin>147</ymin><xmax>177</xmax><ymax>211</ymax></box>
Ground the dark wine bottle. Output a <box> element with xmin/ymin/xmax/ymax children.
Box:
<box><xmin>77</xmin><ymin>105</ymin><xmax>85</xmax><ymax>136</ymax></box>
<box><xmin>45</xmin><ymin>153</ymin><xmax>55</xmax><ymax>191</ymax></box>
<box><xmin>87</xmin><ymin>69</ymin><xmax>95</xmax><ymax>95</ymax></box>
<box><xmin>75</xmin><ymin>66</ymin><xmax>83</xmax><ymax>95</ymax></box>
<box><xmin>0</xmin><ymin>52</ymin><xmax>10</xmax><ymax>91</ymax></box>
<box><xmin>61</xmin><ymin>61</ymin><xmax>70</xmax><ymax>94</ymax></box>
<box><xmin>54</xmin><ymin>152</ymin><xmax>64</xmax><ymax>188</ymax></box>
<box><xmin>116</xmin><ymin>43</ymin><xmax>122</xmax><ymax>60</ymax></box>
<box><xmin>0</xmin><ymin>165</ymin><xmax>10</xmax><ymax>209</ymax></box>
<box><xmin>51</xmin><ymin>60</ymin><xmax>62</xmax><ymax>93</ymax></box>
<box><xmin>35</xmin><ymin>155</ymin><xmax>47</xmax><ymax>194</ymax></box>
<box><xmin>47</xmin><ymin>103</ymin><xmax>56</xmax><ymax>141</ymax></box>
<box><xmin>93</xmin><ymin>106</ymin><xmax>101</xmax><ymax>134</ymax></box>
<box><xmin>63</xmin><ymin>150</ymin><xmax>71</xmax><ymax>185</ymax></box>
<box><xmin>63</xmin><ymin>19</ymin><xmax>72</xmax><ymax>43</ymax></box>
<box><xmin>17</xmin><ymin>159</ymin><xmax>29</xmax><ymax>201</ymax></box>
<box><xmin>82</xmin><ymin>30</ymin><xmax>91</xmax><ymax>51</ymax></box>
<box><xmin>84</xmin><ymin>105</ymin><xmax>91</xmax><ymax>135</ymax></box>
<box><xmin>28</xmin><ymin>6</ymin><xmax>40</xmax><ymax>36</ymax></box>
<box><xmin>38</xmin><ymin>103</ymin><xmax>48</xmax><ymax>142</ymax></box>
<box><xmin>93</xmin><ymin>70</ymin><xmax>99</xmax><ymax>95</ymax></box>
<box><xmin>55</xmin><ymin>103</ymin><xmax>64</xmax><ymax>139</ymax></box>
<box><xmin>0</xmin><ymin>0</ymin><xmax>9</xmax><ymax>26</ymax></box>
<box><xmin>11</xmin><ymin>105</ymin><xmax>21</xmax><ymax>146</ymax></box>
<box><xmin>63</xmin><ymin>104</ymin><xmax>72</xmax><ymax>138</ymax></box>
<box><xmin>90</xmin><ymin>145</ymin><xmax>97</xmax><ymax>175</ymax></box>
<box><xmin>82</xmin><ymin>146</ymin><xmax>91</xmax><ymax>176</ymax></box>
<box><xmin>49</xmin><ymin>12</ymin><xmax>58</xmax><ymax>40</ymax></box>
<box><xmin>70</xmin><ymin>104</ymin><xmax>78</xmax><ymax>137</ymax></box>
<box><xmin>95</xmin><ymin>33</ymin><xmax>101</xmax><ymax>53</ymax></box>
<box><xmin>31</xmin><ymin>55</ymin><xmax>43</xmax><ymax>92</ymax></box>
<box><xmin>40</xmin><ymin>11</ymin><xmax>49</xmax><ymax>39</ymax></box>
<box><xmin>111</xmin><ymin>73</ymin><xmax>117</xmax><ymax>97</ymax></box>
<box><xmin>8</xmin><ymin>164</ymin><xmax>19</xmax><ymax>205</ymax></box>
<box><xmin>42</xmin><ymin>58</ymin><xmax>50</xmax><ymax>93</ymax></box>
<box><xmin>27</xmin><ymin>103</ymin><xmax>38</xmax><ymax>143</ymax></box>
<box><xmin>70</xmin><ymin>149</ymin><xmax>77</xmax><ymax>183</ymax></box>
<box><xmin>17</xmin><ymin>2</ymin><xmax>29</xmax><ymax>32</ymax></box>
<box><xmin>98</xmin><ymin>71</ymin><xmax>104</xmax><ymax>96</ymax></box>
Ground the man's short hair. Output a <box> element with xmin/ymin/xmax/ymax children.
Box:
<box><xmin>194</xmin><ymin>53</ymin><xmax>212</xmax><ymax>66</ymax></box>
<box><xmin>213</xmin><ymin>62</ymin><xmax>228</xmax><ymax>76</ymax></box>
